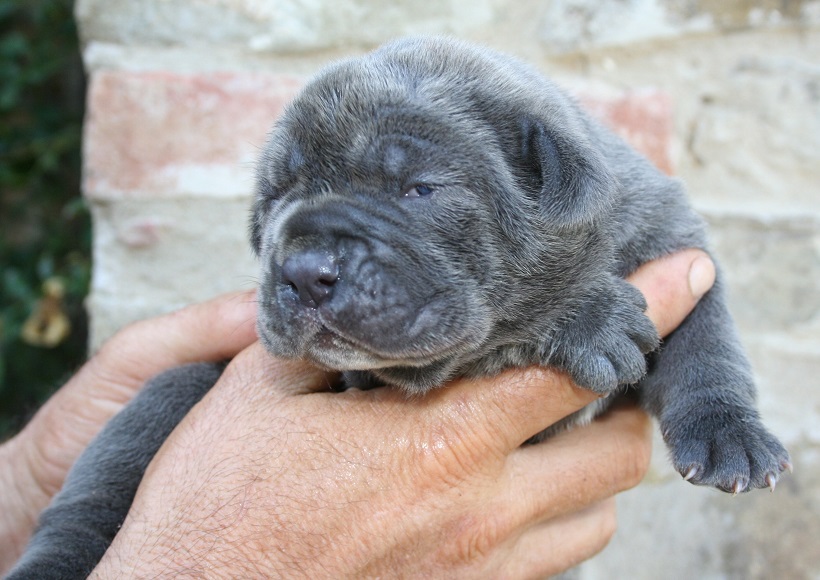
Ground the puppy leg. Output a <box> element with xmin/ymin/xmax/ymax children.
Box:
<box><xmin>640</xmin><ymin>275</ymin><xmax>790</xmax><ymax>493</ymax></box>
<box><xmin>6</xmin><ymin>362</ymin><xmax>224</xmax><ymax>580</ymax></box>
<box><xmin>547</xmin><ymin>274</ymin><xmax>660</xmax><ymax>394</ymax></box>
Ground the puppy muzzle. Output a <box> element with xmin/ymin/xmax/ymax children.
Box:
<box><xmin>257</xmin><ymin>197</ymin><xmax>490</xmax><ymax>370</ymax></box>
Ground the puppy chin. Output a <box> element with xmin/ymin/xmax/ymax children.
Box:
<box><xmin>305</xmin><ymin>343</ymin><xmax>391</xmax><ymax>371</ymax></box>
<box><xmin>303</xmin><ymin>330</ymin><xmax>440</xmax><ymax>371</ymax></box>
<box><xmin>257</xmin><ymin>318</ymin><xmax>397</xmax><ymax>370</ymax></box>
<box><xmin>259</xmin><ymin>293</ymin><xmax>484</xmax><ymax>373</ymax></box>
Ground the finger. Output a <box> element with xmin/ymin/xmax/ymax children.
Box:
<box><xmin>626</xmin><ymin>249</ymin><xmax>715</xmax><ymax>338</ymax></box>
<box><xmin>218</xmin><ymin>342</ymin><xmax>339</xmax><ymax>399</ymax></box>
<box><xmin>168</xmin><ymin>345</ymin><xmax>338</xmax><ymax>455</ymax></box>
<box><xmin>90</xmin><ymin>289</ymin><xmax>258</xmax><ymax>392</ymax></box>
<box><xmin>504</xmin><ymin>499</ymin><xmax>617</xmax><ymax>579</ymax></box>
<box><xmin>496</xmin><ymin>405</ymin><xmax>650</xmax><ymax>534</ymax></box>
<box><xmin>421</xmin><ymin>366</ymin><xmax>599</xmax><ymax>463</ymax></box>
<box><xmin>48</xmin><ymin>289</ymin><xmax>257</xmax><ymax>429</ymax></box>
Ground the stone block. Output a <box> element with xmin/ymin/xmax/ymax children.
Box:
<box><xmin>541</xmin><ymin>0</ymin><xmax>709</xmax><ymax>55</ymax></box>
<box><xmin>746</xmin><ymin>335</ymin><xmax>820</xmax><ymax>443</ymax></box>
<box><xmin>75</xmin><ymin>0</ymin><xmax>496</xmax><ymax>53</ymax></box>
<box><xmin>572</xmin><ymin>30</ymin><xmax>820</xmax><ymax>216</ymax></box>
<box><xmin>88</xmin><ymin>197</ymin><xmax>257</xmax><ymax>350</ymax></box>
<box><xmin>83</xmin><ymin>71</ymin><xmax>303</xmax><ymax>200</ymax></box>
<box><xmin>685</xmin><ymin>54</ymin><xmax>820</xmax><ymax>214</ymax></box>
<box><xmin>83</xmin><ymin>69</ymin><xmax>676</xmax><ymax>204</ymax></box>
<box><xmin>539</xmin><ymin>0</ymin><xmax>820</xmax><ymax>54</ymax></box>
<box><xmin>705</xmin><ymin>212</ymin><xmax>820</xmax><ymax>335</ymax></box>
<box><xmin>573</xmin><ymin>85</ymin><xmax>674</xmax><ymax>174</ymax></box>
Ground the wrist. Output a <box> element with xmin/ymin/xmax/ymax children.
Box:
<box><xmin>0</xmin><ymin>435</ymin><xmax>49</xmax><ymax>573</ymax></box>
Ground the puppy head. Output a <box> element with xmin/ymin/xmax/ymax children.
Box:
<box><xmin>251</xmin><ymin>37</ymin><xmax>616</xmax><ymax>392</ymax></box>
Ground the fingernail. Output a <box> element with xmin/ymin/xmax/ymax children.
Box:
<box><xmin>688</xmin><ymin>255</ymin><xmax>716</xmax><ymax>299</ymax></box>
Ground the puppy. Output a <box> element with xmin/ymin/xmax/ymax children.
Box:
<box><xmin>8</xmin><ymin>37</ymin><xmax>790</xmax><ymax>579</ymax></box>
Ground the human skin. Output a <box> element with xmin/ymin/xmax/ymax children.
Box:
<box><xmin>1</xmin><ymin>250</ymin><xmax>715</xmax><ymax>577</ymax></box>
<box><xmin>0</xmin><ymin>291</ymin><xmax>258</xmax><ymax>572</ymax></box>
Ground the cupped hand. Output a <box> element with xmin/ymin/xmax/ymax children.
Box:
<box><xmin>92</xmin><ymin>249</ymin><xmax>715</xmax><ymax>578</ymax></box>
<box><xmin>0</xmin><ymin>290</ymin><xmax>257</xmax><ymax>572</ymax></box>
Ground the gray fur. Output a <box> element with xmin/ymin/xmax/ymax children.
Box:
<box><xmin>9</xmin><ymin>37</ymin><xmax>789</xmax><ymax>579</ymax></box>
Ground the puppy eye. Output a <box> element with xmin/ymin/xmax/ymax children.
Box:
<box><xmin>403</xmin><ymin>184</ymin><xmax>435</xmax><ymax>198</ymax></box>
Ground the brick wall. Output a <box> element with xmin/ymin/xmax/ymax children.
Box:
<box><xmin>75</xmin><ymin>1</ymin><xmax>820</xmax><ymax>577</ymax></box>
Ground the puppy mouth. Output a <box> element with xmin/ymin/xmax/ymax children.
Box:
<box><xmin>257</xmin><ymin>289</ymin><xmax>469</xmax><ymax>371</ymax></box>
<box><xmin>303</xmin><ymin>312</ymin><xmax>454</xmax><ymax>370</ymax></box>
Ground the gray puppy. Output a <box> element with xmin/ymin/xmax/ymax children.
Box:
<box><xmin>8</xmin><ymin>37</ymin><xmax>790</xmax><ymax>579</ymax></box>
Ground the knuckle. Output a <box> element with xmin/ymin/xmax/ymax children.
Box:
<box><xmin>622</xmin><ymin>429</ymin><xmax>652</xmax><ymax>490</ymax></box>
<box><xmin>616</xmin><ymin>445</ymin><xmax>650</xmax><ymax>492</ymax></box>
<box><xmin>94</xmin><ymin>324</ymin><xmax>134</xmax><ymax>359</ymax></box>
<box><xmin>95</xmin><ymin>316</ymin><xmax>159</xmax><ymax>363</ymax></box>
<box><xmin>442</xmin><ymin>512</ymin><xmax>505</xmax><ymax>567</ymax></box>
<box><xmin>608</xmin><ymin>410</ymin><xmax>652</xmax><ymax>492</ymax></box>
<box><xmin>410</xmin><ymin>403</ymin><xmax>506</xmax><ymax>489</ymax></box>
<box><xmin>406</xmin><ymin>425</ymin><xmax>480</xmax><ymax>490</ymax></box>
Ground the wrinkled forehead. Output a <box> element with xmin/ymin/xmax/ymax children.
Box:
<box><xmin>268</xmin><ymin>79</ymin><xmax>481</xmax><ymax>187</ymax></box>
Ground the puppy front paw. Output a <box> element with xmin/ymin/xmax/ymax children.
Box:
<box><xmin>663</xmin><ymin>409</ymin><xmax>792</xmax><ymax>493</ymax></box>
<box><xmin>550</xmin><ymin>278</ymin><xmax>659</xmax><ymax>394</ymax></box>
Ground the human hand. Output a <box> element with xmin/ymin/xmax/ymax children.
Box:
<box><xmin>0</xmin><ymin>291</ymin><xmax>257</xmax><ymax>573</ymax></box>
<box><xmin>92</xmin><ymin>249</ymin><xmax>716</xmax><ymax>578</ymax></box>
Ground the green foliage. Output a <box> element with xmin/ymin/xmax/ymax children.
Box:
<box><xmin>0</xmin><ymin>0</ymin><xmax>89</xmax><ymax>438</ymax></box>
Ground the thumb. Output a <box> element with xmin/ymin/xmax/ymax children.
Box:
<box><xmin>627</xmin><ymin>249</ymin><xmax>716</xmax><ymax>338</ymax></box>
<box><xmin>15</xmin><ymin>290</ymin><xmax>258</xmax><ymax>499</ymax></box>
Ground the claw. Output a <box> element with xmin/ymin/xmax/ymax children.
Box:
<box><xmin>683</xmin><ymin>466</ymin><xmax>698</xmax><ymax>481</ymax></box>
<box><xmin>766</xmin><ymin>473</ymin><xmax>777</xmax><ymax>492</ymax></box>
<box><xmin>780</xmin><ymin>460</ymin><xmax>794</xmax><ymax>474</ymax></box>
<box><xmin>732</xmin><ymin>479</ymin><xmax>747</xmax><ymax>495</ymax></box>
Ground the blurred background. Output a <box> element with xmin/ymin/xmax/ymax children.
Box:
<box><xmin>0</xmin><ymin>0</ymin><xmax>89</xmax><ymax>437</ymax></box>
<box><xmin>3</xmin><ymin>0</ymin><xmax>819</xmax><ymax>577</ymax></box>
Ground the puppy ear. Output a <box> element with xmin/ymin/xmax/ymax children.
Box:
<box><xmin>519</xmin><ymin>117</ymin><xmax>615</xmax><ymax>226</ymax></box>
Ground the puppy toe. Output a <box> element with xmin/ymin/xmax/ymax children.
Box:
<box><xmin>568</xmin><ymin>352</ymin><xmax>619</xmax><ymax>394</ymax></box>
<box><xmin>628</xmin><ymin>317</ymin><xmax>660</xmax><ymax>354</ymax></box>
<box><xmin>607</xmin><ymin>338</ymin><xmax>648</xmax><ymax>385</ymax></box>
<box><xmin>664</xmin><ymin>409</ymin><xmax>791</xmax><ymax>494</ymax></box>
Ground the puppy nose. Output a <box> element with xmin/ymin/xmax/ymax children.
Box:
<box><xmin>281</xmin><ymin>252</ymin><xmax>339</xmax><ymax>308</ymax></box>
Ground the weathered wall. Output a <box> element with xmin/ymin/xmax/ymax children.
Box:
<box><xmin>75</xmin><ymin>1</ymin><xmax>820</xmax><ymax>577</ymax></box>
